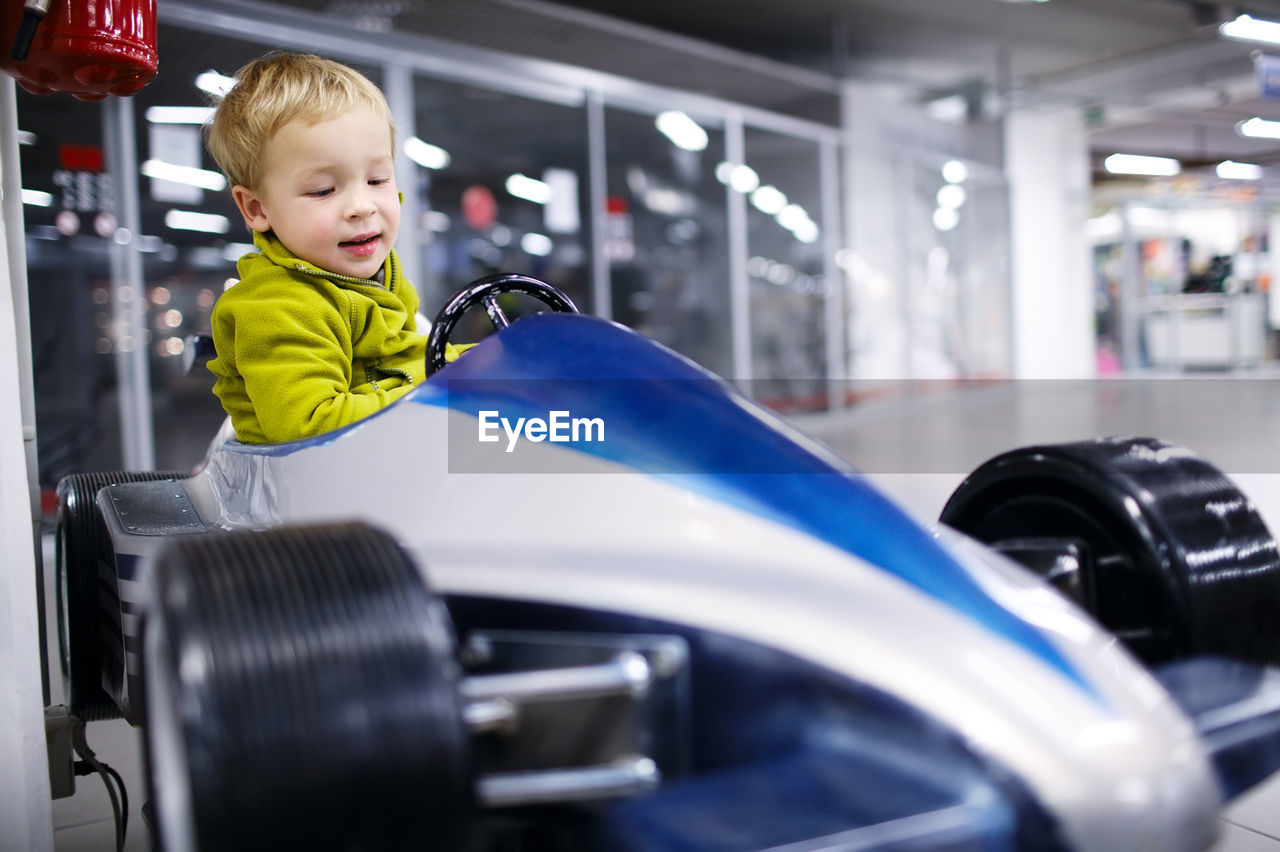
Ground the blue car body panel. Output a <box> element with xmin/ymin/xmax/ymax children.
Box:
<box><xmin>420</xmin><ymin>313</ymin><xmax>1097</xmax><ymax>699</ymax></box>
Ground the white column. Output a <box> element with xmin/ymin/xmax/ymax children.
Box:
<box><xmin>841</xmin><ymin>81</ymin><xmax>909</xmax><ymax>380</ymax></box>
<box><xmin>0</xmin><ymin>76</ymin><xmax>55</xmax><ymax>851</ymax></box>
<box><xmin>1005</xmin><ymin>107</ymin><xmax>1095</xmax><ymax>379</ymax></box>
<box><xmin>384</xmin><ymin>64</ymin><xmax>422</xmax><ymax>293</ymax></box>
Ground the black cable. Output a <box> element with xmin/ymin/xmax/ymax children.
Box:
<box><xmin>101</xmin><ymin>763</ymin><xmax>129</xmax><ymax>846</ymax></box>
<box><xmin>70</xmin><ymin>719</ymin><xmax>126</xmax><ymax>852</ymax></box>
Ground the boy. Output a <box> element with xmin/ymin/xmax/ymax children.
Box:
<box><xmin>205</xmin><ymin>52</ymin><xmax>431</xmax><ymax>444</ymax></box>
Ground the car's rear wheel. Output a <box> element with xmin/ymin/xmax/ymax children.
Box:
<box><xmin>55</xmin><ymin>470</ymin><xmax>186</xmax><ymax>720</ymax></box>
<box><xmin>142</xmin><ymin>521</ymin><xmax>473</xmax><ymax>852</ymax></box>
<box><xmin>940</xmin><ymin>437</ymin><xmax>1280</xmax><ymax>665</ymax></box>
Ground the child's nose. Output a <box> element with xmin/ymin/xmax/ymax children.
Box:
<box><xmin>345</xmin><ymin>190</ymin><xmax>377</xmax><ymax>218</ymax></box>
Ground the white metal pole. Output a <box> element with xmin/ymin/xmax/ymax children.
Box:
<box><xmin>384</xmin><ymin>63</ymin><xmax>423</xmax><ymax>298</ymax></box>
<box><xmin>587</xmin><ymin>89</ymin><xmax>611</xmax><ymax>320</ymax></box>
<box><xmin>103</xmin><ymin>95</ymin><xmax>154</xmax><ymax>469</ymax></box>
<box><xmin>725</xmin><ymin>111</ymin><xmax>751</xmax><ymax>387</ymax></box>
<box><xmin>0</xmin><ymin>73</ymin><xmax>55</xmax><ymax>852</ymax></box>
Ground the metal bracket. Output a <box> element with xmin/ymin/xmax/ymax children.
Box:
<box><xmin>460</xmin><ymin>629</ymin><xmax>690</xmax><ymax>808</ymax></box>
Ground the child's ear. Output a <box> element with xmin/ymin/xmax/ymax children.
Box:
<box><xmin>231</xmin><ymin>185</ymin><xmax>271</xmax><ymax>233</ymax></box>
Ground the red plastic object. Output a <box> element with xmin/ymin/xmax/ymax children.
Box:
<box><xmin>0</xmin><ymin>0</ymin><xmax>157</xmax><ymax>101</ymax></box>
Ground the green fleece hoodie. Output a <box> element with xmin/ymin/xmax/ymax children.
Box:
<box><xmin>208</xmin><ymin>232</ymin><xmax>427</xmax><ymax>444</ymax></box>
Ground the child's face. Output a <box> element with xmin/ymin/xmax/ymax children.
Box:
<box><xmin>232</xmin><ymin>104</ymin><xmax>400</xmax><ymax>280</ymax></box>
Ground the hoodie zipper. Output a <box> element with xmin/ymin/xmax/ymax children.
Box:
<box><xmin>289</xmin><ymin>261</ymin><xmax>413</xmax><ymax>387</ymax></box>
<box><xmin>293</xmin><ymin>263</ymin><xmax>397</xmax><ymax>290</ymax></box>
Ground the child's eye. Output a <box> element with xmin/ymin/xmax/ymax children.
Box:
<box><xmin>306</xmin><ymin>187</ymin><xmax>334</xmax><ymax>198</ymax></box>
<box><xmin>369</xmin><ymin>177</ymin><xmax>391</xmax><ymax>187</ymax></box>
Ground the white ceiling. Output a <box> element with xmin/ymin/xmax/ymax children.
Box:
<box><xmin>534</xmin><ymin>0</ymin><xmax>1280</xmax><ymax>168</ymax></box>
<box><xmin>197</xmin><ymin>0</ymin><xmax>1280</xmax><ymax>171</ymax></box>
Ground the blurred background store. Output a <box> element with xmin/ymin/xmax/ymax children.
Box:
<box><xmin>19</xmin><ymin>0</ymin><xmax>1280</xmax><ymax>487</ymax></box>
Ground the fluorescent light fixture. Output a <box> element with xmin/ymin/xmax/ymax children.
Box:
<box><xmin>1102</xmin><ymin>153</ymin><xmax>1180</xmax><ymax>176</ymax></box>
<box><xmin>135</xmin><ymin>235</ymin><xmax>167</xmax><ymax>253</ymax></box>
<box><xmin>141</xmin><ymin>160</ymin><xmax>227</xmax><ymax>191</ymax></box>
<box><xmin>714</xmin><ymin>161</ymin><xmax>759</xmax><ymax>193</ymax></box>
<box><xmin>750</xmin><ymin>185</ymin><xmax>788</xmax><ymax>215</ymax></box>
<box><xmin>222</xmin><ymin>242</ymin><xmax>255</xmax><ymax>262</ymax></box>
<box><xmin>1220</xmin><ymin>14</ymin><xmax>1280</xmax><ymax>46</ymax></box>
<box><xmin>21</xmin><ymin>189</ymin><xmax>52</xmax><ymax>207</ymax></box>
<box><xmin>925</xmin><ymin>94</ymin><xmax>968</xmax><ymax>124</ymax></box>
<box><xmin>195</xmin><ymin>70</ymin><xmax>236</xmax><ymax>98</ymax></box>
<box><xmin>643</xmin><ymin>187</ymin><xmax>685</xmax><ymax>216</ymax></box>
<box><xmin>424</xmin><ymin>210</ymin><xmax>451</xmax><ymax>233</ymax></box>
<box><xmin>942</xmin><ymin>159</ymin><xmax>968</xmax><ymax>184</ymax></box>
<box><xmin>521</xmin><ymin>232</ymin><xmax>553</xmax><ymax>256</ymax></box>
<box><xmin>776</xmin><ymin>204</ymin><xmax>810</xmax><ymax>231</ymax></box>
<box><xmin>729</xmin><ymin>164</ymin><xmax>759</xmax><ymax>194</ymax></box>
<box><xmin>936</xmin><ymin>184</ymin><xmax>967</xmax><ymax>209</ymax></box>
<box><xmin>1217</xmin><ymin>160</ymin><xmax>1263</xmax><ymax>180</ymax></box>
<box><xmin>1237</xmin><ymin>117</ymin><xmax>1280</xmax><ymax>139</ymax></box>
<box><xmin>146</xmin><ymin>106</ymin><xmax>216</xmax><ymax>124</ymax></box>
<box><xmin>933</xmin><ymin>207</ymin><xmax>959</xmax><ymax>232</ymax></box>
<box><xmin>505</xmin><ymin>173</ymin><xmax>552</xmax><ymax>204</ymax></box>
<box><xmin>792</xmin><ymin>220</ymin><xmax>819</xmax><ymax>244</ymax></box>
<box><xmin>655</xmin><ymin>111</ymin><xmax>709</xmax><ymax>152</ymax></box>
<box><xmin>404</xmin><ymin>137</ymin><xmax>450</xmax><ymax>170</ymax></box>
<box><xmin>164</xmin><ymin>209</ymin><xmax>230</xmax><ymax>234</ymax></box>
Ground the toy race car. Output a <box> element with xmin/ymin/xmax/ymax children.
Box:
<box><xmin>55</xmin><ymin>274</ymin><xmax>1280</xmax><ymax>851</ymax></box>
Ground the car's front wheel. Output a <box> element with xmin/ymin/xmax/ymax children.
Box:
<box><xmin>142</xmin><ymin>521</ymin><xmax>474</xmax><ymax>852</ymax></box>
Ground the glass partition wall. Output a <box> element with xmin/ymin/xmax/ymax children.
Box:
<box><xmin>17</xmin><ymin>2</ymin><xmax>849</xmax><ymax>478</ymax></box>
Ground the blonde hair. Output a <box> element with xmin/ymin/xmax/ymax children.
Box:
<box><xmin>205</xmin><ymin>52</ymin><xmax>395</xmax><ymax>190</ymax></box>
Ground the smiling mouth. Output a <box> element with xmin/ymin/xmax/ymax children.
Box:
<box><xmin>340</xmin><ymin>234</ymin><xmax>379</xmax><ymax>247</ymax></box>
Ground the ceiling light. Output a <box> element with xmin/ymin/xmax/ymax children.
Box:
<box><xmin>1216</xmin><ymin>160</ymin><xmax>1263</xmax><ymax>180</ymax></box>
<box><xmin>750</xmin><ymin>185</ymin><xmax>787</xmax><ymax>215</ymax></box>
<box><xmin>141</xmin><ymin>160</ymin><xmax>227</xmax><ymax>191</ymax></box>
<box><xmin>21</xmin><ymin>189</ymin><xmax>52</xmax><ymax>207</ymax></box>
<box><xmin>925</xmin><ymin>94</ymin><xmax>968</xmax><ymax>124</ymax></box>
<box><xmin>1220</xmin><ymin>14</ymin><xmax>1280</xmax><ymax>46</ymax></box>
<box><xmin>936</xmin><ymin>184</ymin><xmax>967</xmax><ymax>209</ymax></box>
<box><xmin>505</xmin><ymin>173</ymin><xmax>551</xmax><ymax>204</ymax></box>
<box><xmin>792</xmin><ymin>220</ymin><xmax>819</xmax><ymax>244</ymax></box>
<box><xmin>521</xmin><ymin>232</ymin><xmax>553</xmax><ymax>257</ymax></box>
<box><xmin>933</xmin><ymin>207</ymin><xmax>959</xmax><ymax>232</ymax></box>
<box><xmin>404</xmin><ymin>137</ymin><xmax>450</xmax><ymax>170</ymax></box>
<box><xmin>195</xmin><ymin>70</ymin><xmax>236</xmax><ymax>98</ymax></box>
<box><xmin>424</xmin><ymin>211</ymin><xmax>451</xmax><ymax>233</ymax></box>
<box><xmin>728</xmin><ymin>164</ymin><xmax>759</xmax><ymax>194</ymax></box>
<box><xmin>714</xmin><ymin>161</ymin><xmax>760</xmax><ymax>194</ymax></box>
<box><xmin>1237</xmin><ymin>117</ymin><xmax>1280</xmax><ymax>139</ymax></box>
<box><xmin>164</xmin><ymin>209</ymin><xmax>230</xmax><ymax>234</ymax></box>
<box><xmin>223</xmin><ymin>242</ymin><xmax>254</xmax><ymax>262</ymax></box>
<box><xmin>655</xmin><ymin>111</ymin><xmax>709</xmax><ymax>152</ymax></box>
<box><xmin>942</xmin><ymin>160</ymin><xmax>969</xmax><ymax>184</ymax></box>
<box><xmin>1102</xmin><ymin>153</ymin><xmax>1180</xmax><ymax>176</ymax></box>
<box><xmin>776</xmin><ymin>203</ymin><xmax>811</xmax><ymax>232</ymax></box>
<box><xmin>146</xmin><ymin>106</ymin><xmax>215</xmax><ymax>124</ymax></box>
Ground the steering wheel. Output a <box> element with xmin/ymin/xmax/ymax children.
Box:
<box><xmin>425</xmin><ymin>273</ymin><xmax>579</xmax><ymax>374</ymax></box>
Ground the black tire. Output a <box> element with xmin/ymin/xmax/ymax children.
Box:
<box><xmin>143</xmin><ymin>522</ymin><xmax>473</xmax><ymax>852</ymax></box>
<box><xmin>940</xmin><ymin>437</ymin><xmax>1280</xmax><ymax>665</ymax></box>
<box><xmin>55</xmin><ymin>470</ymin><xmax>187</xmax><ymax>720</ymax></box>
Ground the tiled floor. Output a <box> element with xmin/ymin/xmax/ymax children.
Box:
<box><xmin>48</xmin><ymin>373</ymin><xmax>1280</xmax><ymax>850</ymax></box>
